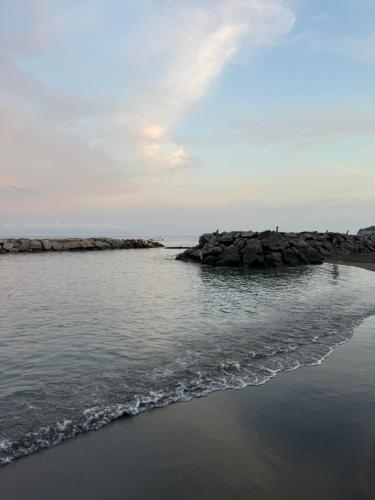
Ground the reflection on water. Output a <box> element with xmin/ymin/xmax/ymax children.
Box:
<box><xmin>0</xmin><ymin>247</ymin><xmax>374</xmax><ymax>464</ymax></box>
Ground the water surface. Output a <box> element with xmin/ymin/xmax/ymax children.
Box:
<box><xmin>0</xmin><ymin>242</ymin><xmax>374</xmax><ymax>464</ymax></box>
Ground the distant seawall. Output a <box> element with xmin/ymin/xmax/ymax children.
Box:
<box><xmin>176</xmin><ymin>231</ymin><xmax>375</xmax><ymax>268</ymax></box>
<box><xmin>0</xmin><ymin>238</ymin><xmax>163</xmax><ymax>254</ymax></box>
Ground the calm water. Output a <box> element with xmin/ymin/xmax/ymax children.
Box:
<box><xmin>1</xmin><ymin>240</ymin><xmax>375</xmax><ymax>464</ymax></box>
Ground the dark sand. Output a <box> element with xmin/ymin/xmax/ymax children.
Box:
<box><xmin>1</xmin><ymin>266</ymin><xmax>375</xmax><ymax>500</ymax></box>
<box><xmin>326</xmin><ymin>252</ymin><xmax>375</xmax><ymax>272</ymax></box>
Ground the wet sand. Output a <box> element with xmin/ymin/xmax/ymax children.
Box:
<box><xmin>326</xmin><ymin>252</ymin><xmax>375</xmax><ymax>272</ymax></box>
<box><xmin>1</xmin><ymin>268</ymin><xmax>375</xmax><ymax>500</ymax></box>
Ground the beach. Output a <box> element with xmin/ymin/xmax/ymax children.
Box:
<box><xmin>326</xmin><ymin>252</ymin><xmax>375</xmax><ymax>272</ymax></box>
<box><xmin>1</xmin><ymin>262</ymin><xmax>374</xmax><ymax>500</ymax></box>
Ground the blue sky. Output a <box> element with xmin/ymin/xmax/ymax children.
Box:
<box><xmin>0</xmin><ymin>0</ymin><xmax>374</xmax><ymax>236</ymax></box>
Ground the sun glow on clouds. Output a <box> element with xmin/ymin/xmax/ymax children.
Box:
<box><xmin>0</xmin><ymin>0</ymin><xmax>295</xmax><ymax>221</ymax></box>
<box><xmin>117</xmin><ymin>0</ymin><xmax>295</xmax><ymax>173</ymax></box>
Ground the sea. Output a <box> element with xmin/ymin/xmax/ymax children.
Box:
<box><xmin>1</xmin><ymin>237</ymin><xmax>375</xmax><ymax>465</ymax></box>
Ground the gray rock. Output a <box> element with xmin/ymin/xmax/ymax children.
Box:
<box><xmin>240</xmin><ymin>231</ymin><xmax>255</xmax><ymax>238</ymax></box>
<box><xmin>218</xmin><ymin>232</ymin><xmax>235</xmax><ymax>245</ymax></box>
<box><xmin>306</xmin><ymin>247</ymin><xmax>324</xmax><ymax>264</ymax></box>
<box><xmin>261</xmin><ymin>234</ymin><xmax>289</xmax><ymax>252</ymax></box>
<box><xmin>265</xmin><ymin>252</ymin><xmax>283</xmax><ymax>267</ymax></box>
<box><xmin>217</xmin><ymin>244</ymin><xmax>241</xmax><ymax>266</ymax></box>
<box><xmin>242</xmin><ymin>239</ymin><xmax>264</xmax><ymax>266</ymax></box>
<box><xmin>358</xmin><ymin>226</ymin><xmax>375</xmax><ymax>236</ymax></box>
<box><xmin>282</xmin><ymin>248</ymin><xmax>299</xmax><ymax>266</ymax></box>
<box><xmin>30</xmin><ymin>240</ymin><xmax>43</xmax><ymax>250</ymax></box>
<box><xmin>51</xmin><ymin>241</ymin><xmax>63</xmax><ymax>251</ymax></box>
<box><xmin>94</xmin><ymin>240</ymin><xmax>111</xmax><ymax>249</ymax></box>
<box><xmin>199</xmin><ymin>233</ymin><xmax>218</xmax><ymax>246</ymax></box>
<box><xmin>42</xmin><ymin>240</ymin><xmax>53</xmax><ymax>251</ymax></box>
<box><xmin>3</xmin><ymin>241</ymin><xmax>14</xmax><ymax>251</ymax></box>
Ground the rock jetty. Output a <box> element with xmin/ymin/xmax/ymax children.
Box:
<box><xmin>0</xmin><ymin>238</ymin><xmax>163</xmax><ymax>254</ymax></box>
<box><xmin>176</xmin><ymin>231</ymin><xmax>375</xmax><ymax>268</ymax></box>
<box><xmin>358</xmin><ymin>226</ymin><xmax>375</xmax><ymax>236</ymax></box>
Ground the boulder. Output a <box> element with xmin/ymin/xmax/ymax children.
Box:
<box><xmin>42</xmin><ymin>239</ymin><xmax>53</xmax><ymax>251</ymax></box>
<box><xmin>240</xmin><ymin>231</ymin><xmax>256</xmax><ymax>238</ymax></box>
<box><xmin>218</xmin><ymin>232</ymin><xmax>235</xmax><ymax>245</ymax></box>
<box><xmin>265</xmin><ymin>252</ymin><xmax>283</xmax><ymax>267</ymax></box>
<box><xmin>62</xmin><ymin>240</ymin><xmax>82</xmax><ymax>250</ymax></box>
<box><xmin>199</xmin><ymin>233</ymin><xmax>218</xmax><ymax>246</ymax></box>
<box><xmin>30</xmin><ymin>240</ymin><xmax>43</xmax><ymax>251</ymax></box>
<box><xmin>217</xmin><ymin>244</ymin><xmax>241</xmax><ymax>266</ymax></box>
<box><xmin>242</xmin><ymin>239</ymin><xmax>264</xmax><ymax>266</ymax></box>
<box><xmin>3</xmin><ymin>241</ymin><xmax>14</xmax><ymax>251</ymax></box>
<box><xmin>94</xmin><ymin>240</ymin><xmax>111</xmax><ymax>249</ymax></box>
<box><xmin>261</xmin><ymin>234</ymin><xmax>289</xmax><ymax>252</ymax></box>
<box><xmin>51</xmin><ymin>240</ymin><xmax>63</xmax><ymax>251</ymax></box>
<box><xmin>281</xmin><ymin>248</ymin><xmax>299</xmax><ymax>266</ymax></box>
<box><xmin>306</xmin><ymin>247</ymin><xmax>324</xmax><ymax>264</ymax></box>
<box><xmin>358</xmin><ymin>226</ymin><xmax>375</xmax><ymax>236</ymax></box>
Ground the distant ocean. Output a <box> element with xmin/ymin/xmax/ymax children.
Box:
<box><xmin>1</xmin><ymin>237</ymin><xmax>375</xmax><ymax>464</ymax></box>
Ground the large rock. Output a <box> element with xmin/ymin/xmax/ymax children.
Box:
<box><xmin>176</xmin><ymin>229</ymin><xmax>372</xmax><ymax>268</ymax></box>
<box><xmin>265</xmin><ymin>252</ymin><xmax>283</xmax><ymax>267</ymax></box>
<box><xmin>358</xmin><ymin>226</ymin><xmax>375</xmax><ymax>236</ymax></box>
<box><xmin>282</xmin><ymin>248</ymin><xmax>299</xmax><ymax>266</ymax></box>
<box><xmin>261</xmin><ymin>234</ymin><xmax>289</xmax><ymax>252</ymax></box>
<box><xmin>218</xmin><ymin>232</ymin><xmax>235</xmax><ymax>245</ymax></box>
<box><xmin>30</xmin><ymin>240</ymin><xmax>43</xmax><ymax>251</ymax></box>
<box><xmin>3</xmin><ymin>241</ymin><xmax>14</xmax><ymax>251</ymax></box>
<box><xmin>217</xmin><ymin>244</ymin><xmax>241</xmax><ymax>266</ymax></box>
<box><xmin>242</xmin><ymin>239</ymin><xmax>264</xmax><ymax>266</ymax></box>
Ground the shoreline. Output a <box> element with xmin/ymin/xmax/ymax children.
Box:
<box><xmin>326</xmin><ymin>252</ymin><xmax>375</xmax><ymax>272</ymax></box>
<box><xmin>1</xmin><ymin>300</ymin><xmax>375</xmax><ymax>499</ymax></box>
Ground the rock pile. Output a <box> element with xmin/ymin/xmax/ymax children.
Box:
<box><xmin>358</xmin><ymin>226</ymin><xmax>375</xmax><ymax>236</ymax></box>
<box><xmin>176</xmin><ymin>231</ymin><xmax>375</xmax><ymax>268</ymax></box>
<box><xmin>0</xmin><ymin>238</ymin><xmax>163</xmax><ymax>254</ymax></box>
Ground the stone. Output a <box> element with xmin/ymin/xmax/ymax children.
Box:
<box><xmin>282</xmin><ymin>248</ymin><xmax>299</xmax><ymax>266</ymax></box>
<box><xmin>217</xmin><ymin>244</ymin><xmax>241</xmax><ymax>266</ymax></box>
<box><xmin>42</xmin><ymin>240</ymin><xmax>53</xmax><ymax>251</ymax></box>
<box><xmin>62</xmin><ymin>240</ymin><xmax>82</xmax><ymax>250</ymax></box>
<box><xmin>3</xmin><ymin>241</ymin><xmax>14</xmax><ymax>251</ymax></box>
<box><xmin>15</xmin><ymin>239</ymin><xmax>31</xmax><ymax>251</ymax></box>
<box><xmin>51</xmin><ymin>241</ymin><xmax>63</xmax><ymax>251</ymax></box>
<box><xmin>240</xmin><ymin>231</ymin><xmax>255</xmax><ymax>238</ymax></box>
<box><xmin>199</xmin><ymin>233</ymin><xmax>218</xmax><ymax>246</ymax></box>
<box><xmin>306</xmin><ymin>247</ymin><xmax>324</xmax><ymax>264</ymax></box>
<box><xmin>30</xmin><ymin>240</ymin><xmax>43</xmax><ymax>250</ymax></box>
<box><xmin>94</xmin><ymin>240</ymin><xmax>111</xmax><ymax>249</ymax></box>
<box><xmin>265</xmin><ymin>252</ymin><xmax>283</xmax><ymax>267</ymax></box>
<box><xmin>218</xmin><ymin>232</ymin><xmax>235</xmax><ymax>245</ymax></box>
<box><xmin>242</xmin><ymin>239</ymin><xmax>264</xmax><ymax>266</ymax></box>
<box><xmin>0</xmin><ymin>237</ymin><xmax>164</xmax><ymax>255</ymax></box>
<box><xmin>358</xmin><ymin>226</ymin><xmax>375</xmax><ymax>236</ymax></box>
<box><xmin>261</xmin><ymin>234</ymin><xmax>289</xmax><ymax>252</ymax></box>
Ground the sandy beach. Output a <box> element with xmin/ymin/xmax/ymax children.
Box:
<box><xmin>1</xmin><ymin>264</ymin><xmax>374</xmax><ymax>500</ymax></box>
<box><xmin>326</xmin><ymin>252</ymin><xmax>375</xmax><ymax>272</ymax></box>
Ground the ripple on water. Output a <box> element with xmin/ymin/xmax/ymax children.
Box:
<box><xmin>0</xmin><ymin>246</ymin><xmax>374</xmax><ymax>464</ymax></box>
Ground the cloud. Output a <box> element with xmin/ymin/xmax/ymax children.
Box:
<box><xmin>107</xmin><ymin>0</ymin><xmax>295</xmax><ymax>172</ymax></box>
<box><xmin>0</xmin><ymin>0</ymin><xmax>294</xmax><ymax>217</ymax></box>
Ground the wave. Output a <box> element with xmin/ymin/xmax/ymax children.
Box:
<box><xmin>0</xmin><ymin>328</ymin><xmax>364</xmax><ymax>466</ymax></box>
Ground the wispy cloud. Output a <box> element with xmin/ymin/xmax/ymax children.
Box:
<box><xmin>104</xmin><ymin>0</ymin><xmax>295</xmax><ymax>172</ymax></box>
<box><xmin>0</xmin><ymin>0</ymin><xmax>295</xmax><ymax>216</ymax></box>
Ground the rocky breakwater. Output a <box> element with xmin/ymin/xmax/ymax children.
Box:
<box><xmin>0</xmin><ymin>237</ymin><xmax>163</xmax><ymax>254</ymax></box>
<box><xmin>176</xmin><ymin>231</ymin><xmax>375</xmax><ymax>268</ymax></box>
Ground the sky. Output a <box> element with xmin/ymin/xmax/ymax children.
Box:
<box><xmin>1</xmin><ymin>0</ymin><xmax>374</xmax><ymax>237</ymax></box>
